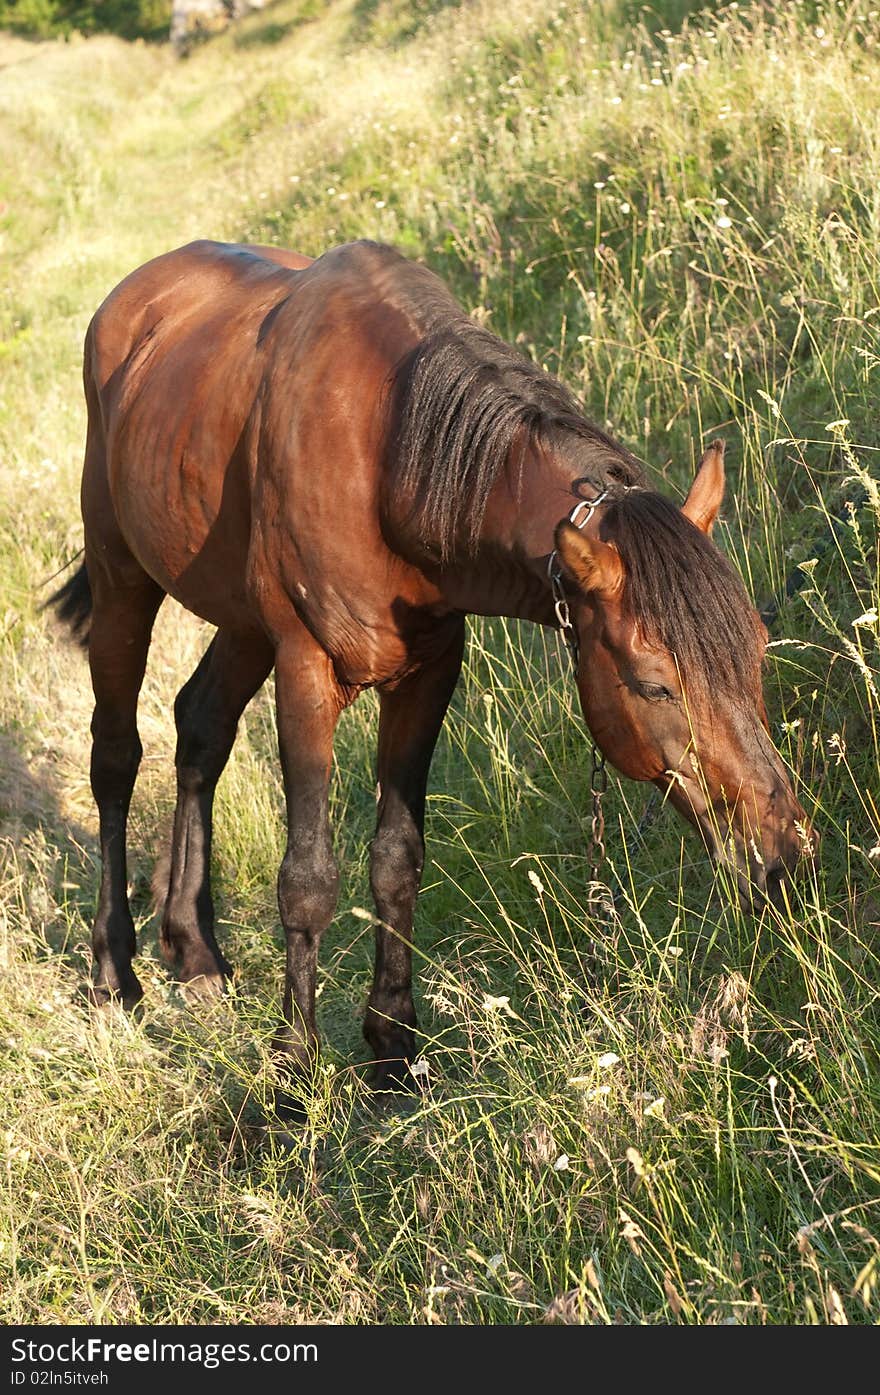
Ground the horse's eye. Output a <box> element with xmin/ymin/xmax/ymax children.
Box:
<box><xmin>638</xmin><ymin>681</ymin><xmax>675</xmax><ymax>703</ymax></box>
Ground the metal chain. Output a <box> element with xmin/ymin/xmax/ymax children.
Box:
<box><xmin>589</xmin><ymin>744</ymin><xmax>608</xmax><ymax>883</ymax></box>
<box><xmin>546</xmin><ymin>488</ymin><xmax>619</xmax><ymax>912</ymax></box>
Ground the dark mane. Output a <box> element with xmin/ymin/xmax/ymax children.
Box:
<box><xmin>381</xmin><ymin>265</ymin><xmax>757</xmax><ymax>695</ymax></box>
<box><xmin>602</xmin><ymin>490</ymin><xmax>761</xmax><ymax>696</ymax></box>
<box><xmin>388</xmin><ymin>311</ymin><xmax>642</xmax><ymax>559</ymax></box>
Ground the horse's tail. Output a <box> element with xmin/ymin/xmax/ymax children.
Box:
<box><xmin>45</xmin><ymin>559</ymin><xmax>92</xmax><ymax>649</ymax></box>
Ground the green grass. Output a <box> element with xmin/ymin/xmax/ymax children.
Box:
<box><xmin>1</xmin><ymin>0</ymin><xmax>879</xmax><ymax>1324</ymax></box>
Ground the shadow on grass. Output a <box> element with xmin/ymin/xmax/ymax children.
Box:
<box><xmin>0</xmin><ymin>720</ymin><xmax>165</xmax><ymax>976</ymax></box>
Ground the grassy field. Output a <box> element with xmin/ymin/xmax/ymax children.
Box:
<box><xmin>1</xmin><ymin>0</ymin><xmax>879</xmax><ymax>1325</ymax></box>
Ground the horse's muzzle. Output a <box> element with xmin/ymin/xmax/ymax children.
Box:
<box><xmin>735</xmin><ymin>819</ymin><xmax>819</xmax><ymax>912</ymax></box>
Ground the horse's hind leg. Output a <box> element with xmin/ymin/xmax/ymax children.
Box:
<box><xmin>366</xmin><ymin>620</ymin><xmax>464</xmax><ymax>1091</ymax></box>
<box><xmin>87</xmin><ymin>567</ymin><xmax>164</xmax><ymax>1008</ymax></box>
<box><xmin>160</xmin><ymin>626</ymin><xmax>273</xmax><ymax>995</ymax></box>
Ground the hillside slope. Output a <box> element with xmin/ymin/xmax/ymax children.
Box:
<box><xmin>1</xmin><ymin>0</ymin><xmax>878</xmax><ymax>1325</ymax></box>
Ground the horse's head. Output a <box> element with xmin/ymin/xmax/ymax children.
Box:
<box><xmin>555</xmin><ymin>443</ymin><xmax>816</xmax><ymax>907</ymax></box>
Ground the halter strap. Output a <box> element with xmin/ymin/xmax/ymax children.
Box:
<box><xmin>547</xmin><ymin>488</ymin><xmax>611</xmax><ymax>666</ymax></box>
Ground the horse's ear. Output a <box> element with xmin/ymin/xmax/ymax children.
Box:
<box><xmin>682</xmin><ymin>440</ymin><xmax>725</xmax><ymax>534</ymax></box>
<box><xmin>554</xmin><ymin>521</ymin><xmax>625</xmax><ymax>598</ymax></box>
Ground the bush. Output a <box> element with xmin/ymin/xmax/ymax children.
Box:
<box><xmin>0</xmin><ymin>0</ymin><xmax>172</xmax><ymax>40</ymax></box>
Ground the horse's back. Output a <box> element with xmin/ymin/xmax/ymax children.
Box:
<box><xmin>87</xmin><ymin>241</ymin><xmax>310</xmax><ymax>387</ymax></box>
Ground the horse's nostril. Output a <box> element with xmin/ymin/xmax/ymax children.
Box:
<box><xmin>765</xmin><ymin>859</ymin><xmax>788</xmax><ymax>908</ymax></box>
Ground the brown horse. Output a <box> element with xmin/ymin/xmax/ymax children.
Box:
<box><xmin>52</xmin><ymin>239</ymin><xmax>813</xmax><ymax>1118</ymax></box>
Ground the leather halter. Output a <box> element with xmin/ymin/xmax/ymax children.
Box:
<box><xmin>546</xmin><ymin>488</ymin><xmax>611</xmax><ymax>667</ymax></box>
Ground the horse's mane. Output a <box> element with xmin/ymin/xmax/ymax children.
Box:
<box><xmin>602</xmin><ymin>490</ymin><xmax>762</xmax><ymax>696</ymax></box>
<box><xmin>387</xmin><ymin>305</ymin><xmax>643</xmax><ymax>560</ymax></box>
<box><xmin>384</xmin><ymin>255</ymin><xmax>759</xmax><ymax>696</ymax></box>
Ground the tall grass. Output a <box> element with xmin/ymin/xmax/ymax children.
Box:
<box><xmin>1</xmin><ymin>0</ymin><xmax>878</xmax><ymax>1323</ymax></box>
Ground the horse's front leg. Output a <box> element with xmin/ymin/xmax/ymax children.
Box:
<box><xmin>366</xmin><ymin>621</ymin><xmax>465</xmax><ymax>1091</ymax></box>
<box><xmin>273</xmin><ymin>626</ymin><xmax>344</xmax><ymax>1122</ymax></box>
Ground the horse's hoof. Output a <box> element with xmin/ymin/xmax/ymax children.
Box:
<box><xmin>272</xmin><ymin>1089</ymin><xmax>309</xmax><ymax>1129</ymax></box>
<box><xmin>88</xmin><ymin>979</ymin><xmax>144</xmax><ymax>1013</ymax></box>
<box><xmin>371</xmin><ymin>1048</ymin><xmax>428</xmax><ymax>1117</ymax></box>
<box><xmin>178</xmin><ymin>970</ymin><xmax>227</xmax><ymax>1004</ymax></box>
<box><xmin>371</xmin><ymin>1064</ymin><xmax>411</xmax><ymax>1093</ymax></box>
<box><xmin>371</xmin><ymin>1056</ymin><xmax>423</xmax><ymax>1103</ymax></box>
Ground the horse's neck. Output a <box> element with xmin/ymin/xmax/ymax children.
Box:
<box><xmin>433</xmin><ymin>452</ymin><xmax>580</xmax><ymax>625</ymax></box>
